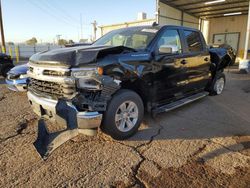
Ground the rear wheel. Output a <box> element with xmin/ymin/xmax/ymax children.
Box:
<box><xmin>101</xmin><ymin>89</ymin><xmax>144</xmax><ymax>140</ymax></box>
<box><xmin>209</xmin><ymin>72</ymin><xmax>226</xmax><ymax>95</ymax></box>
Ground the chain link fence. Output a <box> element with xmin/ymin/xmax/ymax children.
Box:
<box><xmin>1</xmin><ymin>44</ymin><xmax>62</xmax><ymax>63</ymax></box>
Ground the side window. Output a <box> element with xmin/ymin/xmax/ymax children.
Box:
<box><xmin>184</xmin><ymin>30</ymin><xmax>203</xmax><ymax>52</ymax></box>
<box><xmin>157</xmin><ymin>29</ymin><xmax>182</xmax><ymax>54</ymax></box>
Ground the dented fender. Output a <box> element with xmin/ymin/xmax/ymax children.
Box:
<box><xmin>209</xmin><ymin>48</ymin><xmax>233</xmax><ymax>74</ymax></box>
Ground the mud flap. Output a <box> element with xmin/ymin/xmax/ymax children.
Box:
<box><xmin>33</xmin><ymin>100</ymin><xmax>97</xmax><ymax>160</ymax></box>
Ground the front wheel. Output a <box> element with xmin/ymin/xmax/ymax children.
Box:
<box><xmin>209</xmin><ymin>72</ymin><xmax>226</xmax><ymax>95</ymax></box>
<box><xmin>101</xmin><ymin>89</ymin><xmax>144</xmax><ymax>140</ymax></box>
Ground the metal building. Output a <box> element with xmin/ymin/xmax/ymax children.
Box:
<box><xmin>99</xmin><ymin>0</ymin><xmax>249</xmax><ymax>66</ymax></box>
<box><xmin>158</xmin><ymin>0</ymin><xmax>250</xmax><ymax>62</ymax></box>
<box><xmin>99</xmin><ymin>13</ymin><xmax>155</xmax><ymax>36</ymax></box>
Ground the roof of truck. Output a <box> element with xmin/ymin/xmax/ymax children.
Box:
<box><xmin>119</xmin><ymin>24</ymin><xmax>201</xmax><ymax>32</ymax></box>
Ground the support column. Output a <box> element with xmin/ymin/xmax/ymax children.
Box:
<box><xmin>240</xmin><ymin>1</ymin><xmax>250</xmax><ymax>71</ymax></box>
<box><xmin>155</xmin><ymin>0</ymin><xmax>160</xmax><ymax>24</ymax></box>
<box><xmin>243</xmin><ymin>1</ymin><xmax>250</xmax><ymax>60</ymax></box>
<box><xmin>181</xmin><ymin>11</ymin><xmax>184</xmax><ymax>26</ymax></box>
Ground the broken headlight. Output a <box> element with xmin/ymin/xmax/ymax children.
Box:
<box><xmin>72</xmin><ymin>67</ymin><xmax>102</xmax><ymax>90</ymax></box>
<box><xmin>72</xmin><ymin>68</ymin><xmax>97</xmax><ymax>78</ymax></box>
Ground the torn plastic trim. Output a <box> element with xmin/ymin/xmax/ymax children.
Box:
<box><xmin>72</xmin><ymin>75</ymin><xmax>121</xmax><ymax>112</ymax></box>
<box><xmin>209</xmin><ymin>48</ymin><xmax>233</xmax><ymax>72</ymax></box>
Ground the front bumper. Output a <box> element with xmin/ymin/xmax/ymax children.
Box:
<box><xmin>27</xmin><ymin>91</ymin><xmax>103</xmax><ymax>129</ymax></box>
<box><xmin>5</xmin><ymin>78</ymin><xmax>28</xmax><ymax>92</ymax></box>
<box><xmin>27</xmin><ymin>91</ymin><xmax>103</xmax><ymax>159</ymax></box>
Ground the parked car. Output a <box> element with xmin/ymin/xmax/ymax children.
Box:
<box><xmin>5</xmin><ymin>64</ymin><xmax>29</xmax><ymax>92</ymax></box>
<box><xmin>26</xmin><ymin>25</ymin><xmax>233</xmax><ymax>158</ymax></box>
<box><xmin>0</xmin><ymin>53</ymin><xmax>14</xmax><ymax>77</ymax></box>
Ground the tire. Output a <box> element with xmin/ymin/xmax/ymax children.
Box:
<box><xmin>209</xmin><ymin>72</ymin><xmax>226</xmax><ymax>95</ymax></box>
<box><xmin>101</xmin><ymin>89</ymin><xmax>144</xmax><ymax>140</ymax></box>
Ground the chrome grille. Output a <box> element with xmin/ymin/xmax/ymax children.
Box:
<box><xmin>29</xmin><ymin>78</ymin><xmax>75</xmax><ymax>99</ymax></box>
<box><xmin>43</xmin><ymin>70</ymin><xmax>71</xmax><ymax>77</ymax></box>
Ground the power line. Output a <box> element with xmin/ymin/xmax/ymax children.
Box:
<box><xmin>39</xmin><ymin>0</ymin><xmax>79</xmax><ymax>25</ymax></box>
<box><xmin>26</xmin><ymin>0</ymin><xmax>94</xmax><ymax>41</ymax></box>
<box><xmin>36</xmin><ymin>0</ymin><xmax>91</xmax><ymax>28</ymax></box>
<box><xmin>26</xmin><ymin>0</ymin><xmax>79</xmax><ymax>28</ymax></box>
<box><xmin>46</xmin><ymin>0</ymin><xmax>80</xmax><ymax>24</ymax></box>
<box><xmin>80</xmin><ymin>14</ymin><xmax>83</xmax><ymax>39</ymax></box>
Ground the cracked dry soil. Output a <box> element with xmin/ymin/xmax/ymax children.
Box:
<box><xmin>1</xmin><ymin>70</ymin><xmax>250</xmax><ymax>188</ymax></box>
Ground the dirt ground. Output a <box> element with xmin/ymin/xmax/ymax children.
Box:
<box><xmin>0</xmin><ymin>70</ymin><xmax>250</xmax><ymax>188</ymax></box>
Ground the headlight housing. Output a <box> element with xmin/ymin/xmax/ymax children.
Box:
<box><xmin>72</xmin><ymin>67</ymin><xmax>98</xmax><ymax>78</ymax></box>
<box><xmin>7</xmin><ymin>73</ymin><xmax>20</xmax><ymax>80</ymax></box>
<box><xmin>72</xmin><ymin>67</ymin><xmax>103</xmax><ymax>90</ymax></box>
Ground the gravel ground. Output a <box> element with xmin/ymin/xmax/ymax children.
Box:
<box><xmin>0</xmin><ymin>70</ymin><xmax>250</xmax><ymax>188</ymax></box>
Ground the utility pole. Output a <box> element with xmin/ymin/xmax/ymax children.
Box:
<box><xmin>91</xmin><ymin>20</ymin><xmax>97</xmax><ymax>42</ymax></box>
<box><xmin>0</xmin><ymin>0</ymin><xmax>6</xmax><ymax>53</ymax></box>
<box><xmin>56</xmin><ymin>34</ymin><xmax>61</xmax><ymax>45</ymax></box>
<box><xmin>80</xmin><ymin>14</ymin><xmax>83</xmax><ymax>40</ymax></box>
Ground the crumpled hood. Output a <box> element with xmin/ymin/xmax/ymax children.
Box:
<box><xmin>29</xmin><ymin>45</ymin><xmax>135</xmax><ymax>67</ymax></box>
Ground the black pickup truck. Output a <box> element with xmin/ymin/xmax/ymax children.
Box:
<box><xmin>27</xmin><ymin>25</ymin><xmax>232</xmax><ymax>158</ymax></box>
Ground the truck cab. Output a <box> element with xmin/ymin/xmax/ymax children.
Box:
<box><xmin>26</xmin><ymin>25</ymin><xmax>232</xmax><ymax>158</ymax></box>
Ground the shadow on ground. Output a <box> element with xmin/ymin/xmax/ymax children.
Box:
<box><xmin>0</xmin><ymin>77</ymin><xmax>5</xmax><ymax>84</ymax></box>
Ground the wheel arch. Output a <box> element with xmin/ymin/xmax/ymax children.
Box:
<box><xmin>118</xmin><ymin>79</ymin><xmax>149</xmax><ymax>110</ymax></box>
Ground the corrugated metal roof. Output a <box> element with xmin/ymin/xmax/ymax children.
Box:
<box><xmin>160</xmin><ymin>0</ymin><xmax>249</xmax><ymax>18</ymax></box>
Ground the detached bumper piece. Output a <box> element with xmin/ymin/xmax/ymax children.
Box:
<box><xmin>28</xmin><ymin>92</ymin><xmax>102</xmax><ymax>159</ymax></box>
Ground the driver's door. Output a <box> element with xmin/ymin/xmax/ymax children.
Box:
<box><xmin>152</xmin><ymin>28</ymin><xmax>189</xmax><ymax>104</ymax></box>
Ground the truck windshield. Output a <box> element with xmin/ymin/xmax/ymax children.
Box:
<box><xmin>93</xmin><ymin>27</ymin><xmax>159</xmax><ymax>50</ymax></box>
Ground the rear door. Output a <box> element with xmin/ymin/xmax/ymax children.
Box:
<box><xmin>181</xmin><ymin>29</ymin><xmax>211</xmax><ymax>93</ymax></box>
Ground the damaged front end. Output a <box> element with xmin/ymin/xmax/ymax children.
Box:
<box><xmin>27</xmin><ymin>64</ymin><xmax>120</xmax><ymax>159</ymax></box>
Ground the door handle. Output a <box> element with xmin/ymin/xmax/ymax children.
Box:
<box><xmin>181</xmin><ymin>59</ymin><xmax>187</xmax><ymax>65</ymax></box>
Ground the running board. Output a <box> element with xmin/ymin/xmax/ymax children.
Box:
<box><xmin>152</xmin><ymin>92</ymin><xmax>209</xmax><ymax>115</ymax></box>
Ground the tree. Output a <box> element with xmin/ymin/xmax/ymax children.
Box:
<box><xmin>58</xmin><ymin>39</ymin><xmax>68</xmax><ymax>46</ymax></box>
<box><xmin>7</xmin><ymin>41</ymin><xmax>14</xmax><ymax>45</ymax></box>
<box><xmin>68</xmin><ymin>39</ymin><xmax>74</xmax><ymax>44</ymax></box>
<box><xmin>26</xmin><ymin>37</ymin><xmax>37</xmax><ymax>45</ymax></box>
<box><xmin>79</xmin><ymin>38</ymin><xmax>88</xmax><ymax>43</ymax></box>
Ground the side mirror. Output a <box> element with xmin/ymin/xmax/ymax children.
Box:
<box><xmin>159</xmin><ymin>45</ymin><xmax>179</xmax><ymax>54</ymax></box>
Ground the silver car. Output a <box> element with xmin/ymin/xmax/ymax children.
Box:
<box><xmin>5</xmin><ymin>64</ymin><xmax>28</xmax><ymax>92</ymax></box>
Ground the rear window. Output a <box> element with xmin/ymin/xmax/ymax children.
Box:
<box><xmin>184</xmin><ymin>30</ymin><xmax>203</xmax><ymax>53</ymax></box>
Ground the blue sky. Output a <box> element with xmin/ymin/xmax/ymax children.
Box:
<box><xmin>2</xmin><ymin>0</ymin><xmax>156</xmax><ymax>43</ymax></box>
